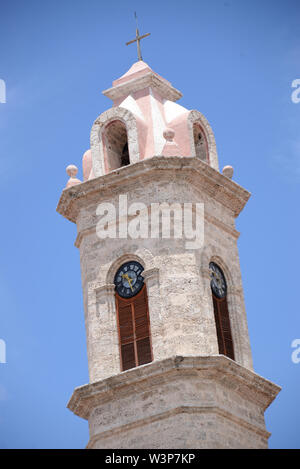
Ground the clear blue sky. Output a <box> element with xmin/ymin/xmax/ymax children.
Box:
<box><xmin>0</xmin><ymin>0</ymin><xmax>299</xmax><ymax>449</ymax></box>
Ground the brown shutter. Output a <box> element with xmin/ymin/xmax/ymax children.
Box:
<box><xmin>118</xmin><ymin>301</ymin><xmax>133</xmax><ymax>344</ymax></box>
<box><xmin>116</xmin><ymin>285</ymin><xmax>153</xmax><ymax>371</ymax></box>
<box><xmin>212</xmin><ymin>294</ymin><xmax>235</xmax><ymax>361</ymax></box>
<box><xmin>212</xmin><ymin>295</ymin><xmax>225</xmax><ymax>356</ymax></box>
<box><xmin>117</xmin><ymin>300</ymin><xmax>135</xmax><ymax>370</ymax></box>
<box><xmin>134</xmin><ymin>286</ymin><xmax>152</xmax><ymax>365</ymax></box>
<box><xmin>121</xmin><ymin>343</ymin><xmax>136</xmax><ymax>371</ymax></box>
<box><xmin>137</xmin><ymin>337</ymin><xmax>152</xmax><ymax>365</ymax></box>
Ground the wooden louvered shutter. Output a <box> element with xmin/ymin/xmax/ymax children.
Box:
<box><xmin>116</xmin><ymin>285</ymin><xmax>152</xmax><ymax>371</ymax></box>
<box><xmin>118</xmin><ymin>300</ymin><xmax>136</xmax><ymax>371</ymax></box>
<box><xmin>134</xmin><ymin>287</ymin><xmax>152</xmax><ymax>366</ymax></box>
<box><xmin>212</xmin><ymin>294</ymin><xmax>235</xmax><ymax>361</ymax></box>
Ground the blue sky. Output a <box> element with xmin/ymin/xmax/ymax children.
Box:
<box><xmin>0</xmin><ymin>0</ymin><xmax>299</xmax><ymax>449</ymax></box>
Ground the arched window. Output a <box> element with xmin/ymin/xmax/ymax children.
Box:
<box><xmin>209</xmin><ymin>262</ymin><xmax>235</xmax><ymax>360</ymax></box>
<box><xmin>193</xmin><ymin>123</ymin><xmax>208</xmax><ymax>162</ymax></box>
<box><xmin>103</xmin><ymin>120</ymin><xmax>130</xmax><ymax>172</ymax></box>
<box><xmin>114</xmin><ymin>261</ymin><xmax>153</xmax><ymax>371</ymax></box>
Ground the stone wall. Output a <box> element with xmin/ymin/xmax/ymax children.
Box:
<box><xmin>57</xmin><ymin>157</ymin><xmax>253</xmax><ymax>382</ymax></box>
<box><xmin>68</xmin><ymin>356</ymin><xmax>280</xmax><ymax>449</ymax></box>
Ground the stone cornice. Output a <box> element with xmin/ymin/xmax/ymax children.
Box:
<box><xmin>67</xmin><ymin>355</ymin><xmax>281</xmax><ymax>421</ymax></box>
<box><xmin>103</xmin><ymin>72</ymin><xmax>182</xmax><ymax>102</ymax></box>
<box><xmin>57</xmin><ymin>156</ymin><xmax>251</xmax><ymax>224</ymax></box>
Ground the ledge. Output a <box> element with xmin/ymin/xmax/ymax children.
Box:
<box><xmin>67</xmin><ymin>355</ymin><xmax>281</xmax><ymax>421</ymax></box>
<box><xmin>103</xmin><ymin>72</ymin><xmax>182</xmax><ymax>102</ymax></box>
<box><xmin>56</xmin><ymin>156</ymin><xmax>251</xmax><ymax>223</ymax></box>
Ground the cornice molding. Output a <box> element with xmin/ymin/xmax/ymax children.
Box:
<box><xmin>57</xmin><ymin>156</ymin><xmax>251</xmax><ymax>224</ymax></box>
<box><xmin>67</xmin><ymin>355</ymin><xmax>281</xmax><ymax>421</ymax></box>
<box><xmin>103</xmin><ymin>72</ymin><xmax>182</xmax><ymax>102</ymax></box>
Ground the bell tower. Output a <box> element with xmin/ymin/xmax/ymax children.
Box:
<box><xmin>57</xmin><ymin>59</ymin><xmax>280</xmax><ymax>449</ymax></box>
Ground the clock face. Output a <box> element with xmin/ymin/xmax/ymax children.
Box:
<box><xmin>114</xmin><ymin>261</ymin><xmax>144</xmax><ymax>299</ymax></box>
<box><xmin>209</xmin><ymin>262</ymin><xmax>227</xmax><ymax>299</ymax></box>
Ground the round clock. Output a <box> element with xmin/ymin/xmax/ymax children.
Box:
<box><xmin>114</xmin><ymin>261</ymin><xmax>144</xmax><ymax>299</ymax></box>
<box><xmin>209</xmin><ymin>262</ymin><xmax>227</xmax><ymax>299</ymax></box>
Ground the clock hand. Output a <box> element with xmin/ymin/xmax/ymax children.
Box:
<box><xmin>211</xmin><ymin>271</ymin><xmax>221</xmax><ymax>282</ymax></box>
<box><xmin>127</xmin><ymin>279</ymin><xmax>134</xmax><ymax>292</ymax></box>
<box><xmin>122</xmin><ymin>273</ymin><xmax>131</xmax><ymax>281</ymax></box>
<box><xmin>122</xmin><ymin>274</ymin><xmax>134</xmax><ymax>292</ymax></box>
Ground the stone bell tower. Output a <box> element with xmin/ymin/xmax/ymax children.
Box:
<box><xmin>57</xmin><ymin>59</ymin><xmax>280</xmax><ymax>449</ymax></box>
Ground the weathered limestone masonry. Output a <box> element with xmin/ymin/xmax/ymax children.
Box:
<box><xmin>57</xmin><ymin>61</ymin><xmax>280</xmax><ymax>449</ymax></box>
<box><xmin>68</xmin><ymin>356</ymin><xmax>279</xmax><ymax>449</ymax></box>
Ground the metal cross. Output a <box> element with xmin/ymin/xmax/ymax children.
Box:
<box><xmin>126</xmin><ymin>12</ymin><xmax>150</xmax><ymax>61</ymax></box>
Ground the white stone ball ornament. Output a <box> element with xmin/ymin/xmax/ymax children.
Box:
<box><xmin>163</xmin><ymin>128</ymin><xmax>175</xmax><ymax>142</ymax></box>
<box><xmin>65</xmin><ymin>164</ymin><xmax>82</xmax><ymax>188</ymax></box>
<box><xmin>162</xmin><ymin>128</ymin><xmax>181</xmax><ymax>157</ymax></box>
<box><xmin>222</xmin><ymin>165</ymin><xmax>234</xmax><ymax>179</ymax></box>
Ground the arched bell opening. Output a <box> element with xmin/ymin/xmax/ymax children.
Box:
<box><xmin>103</xmin><ymin>120</ymin><xmax>130</xmax><ymax>172</ymax></box>
<box><xmin>193</xmin><ymin>123</ymin><xmax>209</xmax><ymax>163</ymax></box>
